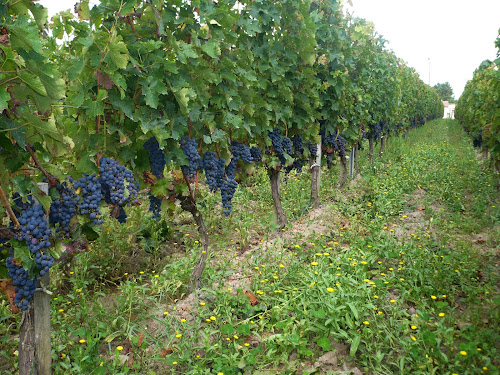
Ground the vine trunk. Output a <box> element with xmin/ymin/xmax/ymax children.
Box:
<box><xmin>180</xmin><ymin>196</ymin><xmax>209</xmax><ymax>292</ymax></box>
<box><xmin>269</xmin><ymin>169</ymin><xmax>287</xmax><ymax>231</ymax></box>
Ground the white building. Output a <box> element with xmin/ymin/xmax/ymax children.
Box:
<box><xmin>442</xmin><ymin>101</ymin><xmax>455</xmax><ymax>119</ymax></box>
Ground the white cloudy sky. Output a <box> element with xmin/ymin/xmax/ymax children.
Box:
<box><xmin>40</xmin><ymin>0</ymin><xmax>499</xmax><ymax>98</ymax></box>
<box><xmin>346</xmin><ymin>0</ymin><xmax>500</xmax><ymax>98</ymax></box>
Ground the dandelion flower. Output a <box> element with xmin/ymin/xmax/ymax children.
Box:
<box><xmin>117</xmin><ymin>346</ymin><xmax>123</xmax><ymax>351</ymax></box>
<box><xmin>459</xmin><ymin>351</ymin><xmax>467</xmax><ymax>356</ymax></box>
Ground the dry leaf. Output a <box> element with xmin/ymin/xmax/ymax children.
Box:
<box><xmin>160</xmin><ymin>347</ymin><xmax>174</xmax><ymax>358</ymax></box>
<box><xmin>243</xmin><ymin>290</ymin><xmax>259</xmax><ymax>306</ymax></box>
<box><xmin>0</xmin><ymin>279</ymin><xmax>19</xmax><ymax>314</ymax></box>
<box><xmin>127</xmin><ymin>352</ymin><xmax>134</xmax><ymax>367</ymax></box>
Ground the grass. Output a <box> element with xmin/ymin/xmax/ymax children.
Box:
<box><xmin>1</xmin><ymin>119</ymin><xmax>499</xmax><ymax>375</ymax></box>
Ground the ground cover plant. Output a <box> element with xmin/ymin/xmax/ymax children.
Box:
<box><xmin>1</xmin><ymin>119</ymin><xmax>498</xmax><ymax>375</ymax></box>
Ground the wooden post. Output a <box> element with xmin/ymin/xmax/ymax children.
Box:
<box><xmin>18</xmin><ymin>182</ymin><xmax>53</xmax><ymax>375</ymax></box>
<box><xmin>34</xmin><ymin>272</ymin><xmax>51</xmax><ymax>375</ymax></box>
<box><xmin>349</xmin><ymin>147</ymin><xmax>355</xmax><ymax>177</ymax></box>
<box><xmin>354</xmin><ymin>145</ymin><xmax>360</xmax><ymax>176</ymax></box>
<box><xmin>19</xmin><ymin>306</ymin><xmax>36</xmax><ymax>375</ymax></box>
<box><xmin>310</xmin><ymin>142</ymin><xmax>321</xmax><ymax>208</ymax></box>
<box><xmin>35</xmin><ymin>182</ymin><xmax>51</xmax><ymax>375</ymax></box>
<box><xmin>338</xmin><ymin>153</ymin><xmax>348</xmax><ymax>189</ymax></box>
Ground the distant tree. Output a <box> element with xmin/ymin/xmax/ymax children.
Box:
<box><xmin>433</xmin><ymin>82</ymin><xmax>455</xmax><ymax>102</ymax></box>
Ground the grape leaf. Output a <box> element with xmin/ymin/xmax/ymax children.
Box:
<box><xmin>107</xmin><ymin>37</ymin><xmax>129</xmax><ymax>70</ymax></box>
<box><xmin>141</xmin><ymin>76</ymin><xmax>168</xmax><ymax>109</ymax></box>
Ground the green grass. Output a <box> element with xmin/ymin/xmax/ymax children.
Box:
<box><xmin>1</xmin><ymin>119</ymin><xmax>499</xmax><ymax>375</ymax></box>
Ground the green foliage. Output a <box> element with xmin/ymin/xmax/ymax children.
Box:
<box><xmin>455</xmin><ymin>31</ymin><xmax>500</xmax><ymax>167</ymax></box>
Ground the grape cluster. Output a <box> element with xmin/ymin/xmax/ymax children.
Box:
<box><xmin>143</xmin><ymin>137</ymin><xmax>165</xmax><ymax>178</ymax></box>
<box><xmin>335</xmin><ymin>135</ymin><xmax>347</xmax><ymax>159</ymax></box>
<box><xmin>288</xmin><ymin>134</ymin><xmax>306</xmax><ymax>174</ymax></box>
<box><xmin>268</xmin><ymin>128</ymin><xmax>286</xmax><ymax>165</ymax></box>
<box><xmin>225</xmin><ymin>158</ymin><xmax>238</xmax><ymax>180</ymax></box>
<box><xmin>250</xmin><ymin>147</ymin><xmax>262</xmax><ymax>162</ymax></box>
<box><xmin>282</xmin><ymin>136</ymin><xmax>293</xmax><ymax>156</ymax></box>
<box><xmin>321</xmin><ymin>129</ymin><xmax>347</xmax><ymax>169</ymax></box>
<box><xmin>220</xmin><ymin>177</ymin><xmax>238</xmax><ymax>216</ymax></box>
<box><xmin>72</xmin><ymin>174</ymin><xmax>104</xmax><ymax>225</ymax></box>
<box><xmin>322</xmin><ymin>130</ymin><xmax>347</xmax><ymax>158</ymax></box>
<box><xmin>473</xmin><ymin>130</ymin><xmax>483</xmax><ymax>148</ymax></box>
<box><xmin>6</xmin><ymin>254</ymin><xmax>37</xmax><ymax>310</ymax></box>
<box><xmin>148</xmin><ymin>194</ymin><xmax>162</xmax><ymax>220</ymax></box>
<box><xmin>230</xmin><ymin>141</ymin><xmax>253</xmax><ymax>163</ymax></box>
<box><xmin>306</xmin><ymin>141</ymin><xmax>317</xmax><ymax>160</ymax></box>
<box><xmin>368</xmin><ymin>122</ymin><xmax>382</xmax><ymax>140</ymax></box>
<box><xmin>116</xmin><ymin>206</ymin><xmax>127</xmax><ymax>224</ymax></box>
<box><xmin>180</xmin><ymin>137</ymin><xmax>201</xmax><ymax>178</ymax></box>
<box><xmin>10</xmin><ymin>202</ymin><xmax>54</xmax><ymax>310</ymax></box>
<box><xmin>100</xmin><ymin>157</ymin><xmax>139</xmax><ymax>207</ymax></box>
<box><xmin>291</xmin><ymin>135</ymin><xmax>304</xmax><ymax>158</ymax></box>
<box><xmin>49</xmin><ymin>182</ymin><xmax>79</xmax><ymax>233</ymax></box>
<box><xmin>201</xmin><ymin>151</ymin><xmax>225</xmax><ymax>192</ymax></box>
<box><xmin>225</xmin><ymin>141</ymin><xmax>256</xmax><ymax>183</ymax></box>
<box><xmin>17</xmin><ymin>204</ymin><xmax>53</xmax><ymax>273</ymax></box>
